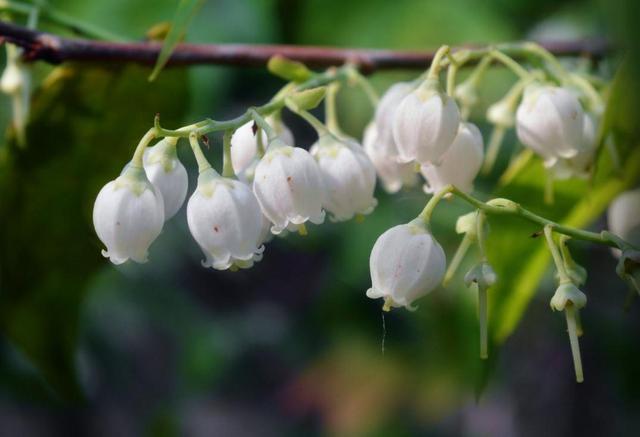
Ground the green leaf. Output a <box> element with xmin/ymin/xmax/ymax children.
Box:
<box><xmin>267</xmin><ymin>55</ymin><xmax>313</xmax><ymax>83</ymax></box>
<box><xmin>0</xmin><ymin>63</ymin><xmax>189</xmax><ymax>400</ymax></box>
<box><xmin>148</xmin><ymin>0</ymin><xmax>205</xmax><ymax>82</ymax></box>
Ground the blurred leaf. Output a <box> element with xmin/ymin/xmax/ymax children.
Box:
<box><xmin>148</xmin><ymin>0</ymin><xmax>204</xmax><ymax>82</ymax></box>
<box><xmin>489</xmin><ymin>61</ymin><xmax>640</xmax><ymax>343</ymax></box>
<box><xmin>0</xmin><ymin>63</ymin><xmax>189</xmax><ymax>400</ymax></box>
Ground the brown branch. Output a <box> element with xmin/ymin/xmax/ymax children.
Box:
<box><xmin>0</xmin><ymin>19</ymin><xmax>611</xmax><ymax>73</ymax></box>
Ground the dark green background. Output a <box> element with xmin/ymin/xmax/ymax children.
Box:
<box><xmin>1</xmin><ymin>0</ymin><xmax>639</xmax><ymax>435</ymax></box>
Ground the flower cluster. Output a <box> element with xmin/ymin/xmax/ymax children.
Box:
<box><xmin>91</xmin><ymin>44</ymin><xmax>630</xmax><ymax>383</ymax></box>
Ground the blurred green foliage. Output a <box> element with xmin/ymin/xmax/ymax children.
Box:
<box><xmin>1</xmin><ymin>0</ymin><xmax>639</xmax><ymax>435</ymax></box>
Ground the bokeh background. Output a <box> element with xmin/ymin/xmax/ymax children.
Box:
<box><xmin>1</xmin><ymin>0</ymin><xmax>640</xmax><ymax>436</ymax></box>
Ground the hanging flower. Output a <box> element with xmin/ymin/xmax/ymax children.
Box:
<box><xmin>363</xmin><ymin>122</ymin><xmax>418</xmax><ymax>193</ymax></box>
<box><xmin>392</xmin><ymin>78</ymin><xmax>460</xmax><ymax>165</ymax></box>
<box><xmin>253</xmin><ymin>140</ymin><xmax>326</xmax><ymax>234</ymax></box>
<box><xmin>516</xmin><ymin>84</ymin><xmax>586</xmax><ymax>164</ymax></box>
<box><xmin>420</xmin><ymin>122</ymin><xmax>484</xmax><ymax>194</ymax></box>
<box><xmin>231</xmin><ymin>116</ymin><xmax>294</xmax><ymax>175</ymax></box>
<box><xmin>367</xmin><ymin>219</ymin><xmax>446</xmax><ymax>310</ymax></box>
<box><xmin>311</xmin><ymin>134</ymin><xmax>377</xmax><ymax>221</ymax></box>
<box><xmin>93</xmin><ymin>165</ymin><xmax>165</xmax><ymax>264</ymax></box>
<box><xmin>187</xmin><ymin>168</ymin><xmax>264</xmax><ymax>270</ymax></box>
<box><xmin>373</xmin><ymin>81</ymin><xmax>414</xmax><ymax>157</ymax></box>
<box><xmin>608</xmin><ymin>188</ymin><xmax>640</xmax><ymax>256</ymax></box>
<box><xmin>546</xmin><ymin>113</ymin><xmax>598</xmax><ymax>180</ymax></box>
<box><xmin>143</xmin><ymin>137</ymin><xmax>188</xmax><ymax>220</ymax></box>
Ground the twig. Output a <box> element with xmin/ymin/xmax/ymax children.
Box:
<box><xmin>0</xmin><ymin>20</ymin><xmax>611</xmax><ymax>72</ymax></box>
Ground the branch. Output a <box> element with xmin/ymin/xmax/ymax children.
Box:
<box><xmin>0</xmin><ymin>19</ymin><xmax>611</xmax><ymax>72</ymax></box>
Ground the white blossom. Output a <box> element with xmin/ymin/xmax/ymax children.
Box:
<box><xmin>363</xmin><ymin>122</ymin><xmax>418</xmax><ymax>193</ymax></box>
<box><xmin>392</xmin><ymin>79</ymin><xmax>460</xmax><ymax>164</ymax></box>
<box><xmin>367</xmin><ymin>220</ymin><xmax>446</xmax><ymax>310</ymax></box>
<box><xmin>421</xmin><ymin>122</ymin><xmax>484</xmax><ymax>194</ymax></box>
<box><xmin>311</xmin><ymin>134</ymin><xmax>377</xmax><ymax>221</ymax></box>
<box><xmin>143</xmin><ymin>138</ymin><xmax>188</xmax><ymax>220</ymax></box>
<box><xmin>187</xmin><ymin>169</ymin><xmax>264</xmax><ymax>270</ymax></box>
<box><xmin>516</xmin><ymin>84</ymin><xmax>585</xmax><ymax>164</ymax></box>
<box><xmin>374</xmin><ymin>82</ymin><xmax>414</xmax><ymax>157</ymax></box>
<box><xmin>608</xmin><ymin>188</ymin><xmax>640</xmax><ymax>255</ymax></box>
<box><xmin>93</xmin><ymin>165</ymin><xmax>165</xmax><ymax>265</ymax></box>
<box><xmin>253</xmin><ymin>140</ymin><xmax>325</xmax><ymax>234</ymax></box>
<box><xmin>231</xmin><ymin>116</ymin><xmax>294</xmax><ymax>175</ymax></box>
<box><xmin>546</xmin><ymin>113</ymin><xmax>597</xmax><ymax>180</ymax></box>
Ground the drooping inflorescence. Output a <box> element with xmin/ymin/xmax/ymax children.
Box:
<box><xmin>84</xmin><ymin>43</ymin><xmax>638</xmax><ymax>383</ymax></box>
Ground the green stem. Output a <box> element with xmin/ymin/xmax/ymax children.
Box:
<box><xmin>418</xmin><ymin>186</ymin><xmax>453</xmax><ymax>225</ymax></box>
<box><xmin>476</xmin><ymin>211</ymin><xmax>488</xmax><ymax>261</ymax></box>
<box><xmin>222</xmin><ymin>129</ymin><xmax>235</xmax><ymax>178</ymax></box>
<box><xmin>424</xmin><ymin>185</ymin><xmax>621</xmax><ymax>248</ymax></box>
<box><xmin>255</xmin><ymin>126</ymin><xmax>265</xmax><ymax>158</ymax></box>
<box><xmin>478</xmin><ymin>285</ymin><xmax>489</xmax><ymax>359</ymax></box>
<box><xmin>188</xmin><ymin>133</ymin><xmax>212</xmax><ymax>173</ymax></box>
<box><xmin>482</xmin><ymin>126</ymin><xmax>506</xmax><ymax>175</ymax></box>
<box><xmin>446</xmin><ymin>63</ymin><xmax>458</xmax><ymax>97</ymax></box>
<box><xmin>131</xmin><ymin>128</ymin><xmax>156</xmax><ymax>168</ymax></box>
<box><xmin>544</xmin><ymin>225</ymin><xmax>571</xmax><ymax>283</ymax></box>
<box><xmin>249</xmin><ymin>108</ymin><xmax>277</xmax><ymax>142</ymax></box>
<box><xmin>427</xmin><ymin>45</ymin><xmax>451</xmax><ymax>80</ymax></box>
<box><xmin>155</xmin><ymin>68</ymin><xmax>349</xmax><ymax>140</ymax></box>
<box><xmin>325</xmin><ymin>82</ymin><xmax>341</xmax><ymax>134</ymax></box>
<box><xmin>565</xmin><ymin>305</ymin><xmax>584</xmax><ymax>383</ymax></box>
<box><xmin>443</xmin><ymin>233</ymin><xmax>474</xmax><ymax>286</ymax></box>
<box><xmin>490</xmin><ymin>49</ymin><xmax>531</xmax><ymax>80</ymax></box>
<box><xmin>293</xmin><ymin>108</ymin><xmax>329</xmax><ymax>136</ymax></box>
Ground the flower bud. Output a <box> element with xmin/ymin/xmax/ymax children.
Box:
<box><xmin>516</xmin><ymin>84</ymin><xmax>585</xmax><ymax>163</ymax></box>
<box><xmin>311</xmin><ymin>134</ymin><xmax>377</xmax><ymax>221</ymax></box>
<box><xmin>362</xmin><ymin>122</ymin><xmax>417</xmax><ymax>193</ymax></box>
<box><xmin>143</xmin><ymin>138</ymin><xmax>188</xmax><ymax>220</ymax></box>
<box><xmin>93</xmin><ymin>165</ymin><xmax>165</xmax><ymax>264</ymax></box>
<box><xmin>253</xmin><ymin>141</ymin><xmax>326</xmax><ymax>234</ymax></box>
<box><xmin>0</xmin><ymin>60</ymin><xmax>25</xmax><ymax>95</ymax></box>
<box><xmin>231</xmin><ymin>116</ymin><xmax>294</xmax><ymax>175</ymax></box>
<box><xmin>367</xmin><ymin>220</ymin><xmax>446</xmax><ymax>310</ymax></box>
<box><xmin>550</xmin><ymin>283</ymin><xmax>587</xmax><ymax>311</ymax></box>
<box><xmin>420</xmin><ymin>122</ymin><xmax>483</xmax><ymax>194</ymax></box>
<box><xmin>454</xmin><ymin>79</ymin><xmax>479</xmax><ymax>109</ymax></box>
<box><xmin>455</xmin><ymin>211</ymin><xmax>478</xmax><ymax>236</ymax></box>
<box><xmin>486</xmin><ymin>99</ymin><xmax>515</xmax><ymax>128</ymax></box>
<box><xmin>392</xmin><ymin>78</ymin><xmax>461</xmax><ymax>165</ymax></box>
<box><xmin>464</xmin><ymin>262</ymin><xmax>497</xmax><ymax>289</ymax></box>
<box><xmin>187</xmin><ymin>169</ymin><xmax>265</xmax><ymax>270</ymax></box>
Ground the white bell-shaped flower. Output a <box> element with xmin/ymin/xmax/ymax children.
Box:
<box><xmin>392</xmin><ymin>78</ymin><xmax>461</xmax><ymax>165</ymax></box>
<box><xmin>93</xmin><ymin>165</ymin><xmax>165</xmax><ymax>265</ymax></box>
<box><xmin>236</xmin><ymin>158</ymin><xmax>274</xmax><ymax>245</ymax></box>
<box><xmin>143</xmin><ymin>137</ymin><xmax>188</xmax><ymax>220</ymax></box>
<box><xmin>608</xmin><ymin>188</ymin><xmax>640</xmax><ymax>254</ymax></box>
<box><xmin>253</xmin><ymin>140</ymin><xmax>326</xmax><ymax>234</ymax></box>
<box><xmin>421</xmin><ymin>122</ymin><xmax>484</xmax><ymax>194</ymax></box>
<box><xmin>516</xmin><ymin>84</ymin><xmax>585</xmax><ymax>164</ymax></box>
<box><xmin>231</xmin><ymin>116</ymin><xmax>294</xmax><ymax>175</ymax></box>
<box><xmin>367</xmin><ymin>220</ymin><xmax>446</xmax><ymax>310</ymax></box>
<box><xmin>363</xmin><ymin>122</ymin><xmax>418</xmax><ymax>193</ymax></box>
<box><xmin>310</xmin><ymin>134</ymin><xmax>377</xmax><ymax>221</ymax></box>
<box><xmin>187</xmin><ymin>169</ymin><xmax>264</xmax><ymax>270</ymax></box>
<box><xmin>0</xmin><ymin>60</ymin><xmax>25</xmax><ymax>95</ymax></box>
<box><xmin>546</xmin><ymin>113</ymin><xmax>597</xmax><ymax>180</ymax></box>
<box><xmin>374</xmin><ymin>82</ymin><xmax>414</xmax><ymax>157</ymax></box>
